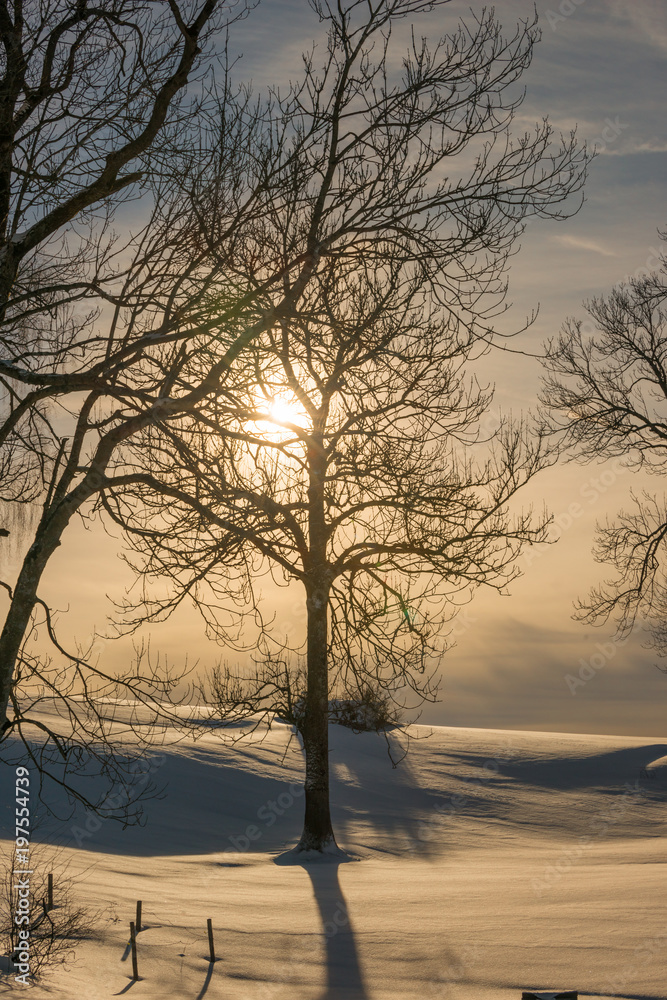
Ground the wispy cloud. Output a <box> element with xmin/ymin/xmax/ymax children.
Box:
<box><xmin>555</xmin><ymin>235</ymin><xmax>617</xmax><ymax>257</ymax></box>
<box><xmin>631</xmin><ymin>139</ymin><xmax>667</xmax><ymax>154</ymax></box>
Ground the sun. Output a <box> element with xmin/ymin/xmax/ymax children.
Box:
<box><xmin>248</xmin><ymin>391</ymin><xmax>309</xmax><ymax>439</ymax></box>
<box><xmin>267</xmin><ymin>398</ymin><xmax>299</xmax><ymax>426</ymax></box>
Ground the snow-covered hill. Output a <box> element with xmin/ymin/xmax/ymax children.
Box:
<box><xmin>1</xmin><ymin>721</ymin><xmax>665</xmax><ymax>999</ymax></box>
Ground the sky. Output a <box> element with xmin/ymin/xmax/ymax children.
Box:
<box><xmin>3</xmin><ymin>0</ymin><xmax>667</xmax><ymax>738</ymax></box>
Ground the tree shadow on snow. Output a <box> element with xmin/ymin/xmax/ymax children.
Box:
<box><xmin>300</xmin><ymin>859</ymin><xmax>370</xmax><ymax>1000</ymax></box>
<box><xmin>6</xmin><ymin>726</ymin><xmax>441</xmax><ymax>858</ymax></box>
<box><xmin>326</xmin><ymin>726</ymin><xmax>445</xmax><ymax>858</ymax></box>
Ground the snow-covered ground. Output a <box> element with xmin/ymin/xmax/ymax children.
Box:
<box><xmin>1</xmin><ymin>719</ymin><xmax>665</xmax><ymax>998</ymax></box>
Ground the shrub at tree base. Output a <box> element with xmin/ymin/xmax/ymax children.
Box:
<box><xmin>279</xmin><ymin>685</ymin><xmax>403</xmax><ymax>734</ymax></box>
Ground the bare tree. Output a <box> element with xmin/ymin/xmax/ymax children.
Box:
<box><xmin>101</xmin><ymin>0</ymin><xmax>590</xmax><ymax>855</ymax></box>
<box><xmin>107</xmin><ymin>255</ymin><xmax>555</xmax><ymax>854</ymax></box>
<box><xmin>0</xmin><ymin>0</ymin><xmax>260</xmax><ymax>815</ymax></box>
<box><xmin>208</xmin><ymin>653</ymin><xmax>405</xmax><ymax>736</ymax></box>
<box><xmin>0</xmin><ymin>0</ymin><xmax>239</xmax><ymax>694</ymax></box>
<box><xmin>0</xmin><ymin>60</ymin><xmax>364</xmax><ymax>806</ymax></box>
<box><xmin>0</xmin><ymin>0</ymin><xmax>588</xmax><ymax>828</ymax></box>
<box><xmin>540</xmin><ymin>237</ymin><xmax>667</xmax><ymax>652</ymax></box>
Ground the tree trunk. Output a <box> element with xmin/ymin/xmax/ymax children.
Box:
<box><xmin>0</xmin><ymin>530</ymin><xmax>63</xmax><ymax>730</ymax></box>
<box><xmin>297</xmin><ymin>579</ymin><xmax>337</xmax><ymax>851</ymax></box>
<box><xmin>297</xmin><ymin>433</ymin><xmax>337</xmax><ymax>852</ymax></box>
<box><xmin>0</xmin><ymin>476</ymin><xmax>98</xmax><ymax>731</ymax></box>
<box><xmin>0</xmin><ymin>406</ymin><xmax>155</xmax><ymax>732</ymax></box>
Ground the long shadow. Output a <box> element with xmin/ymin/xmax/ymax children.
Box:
<box><xmin>5</xmin><ymin>730</ymin><xmax>662</xmax><ymax>857</ymax></box>
<box><xmin>194</xmin><ymin>961</ymin><xmax>215</xmax><ymax>1000</ymax></box>
<box><xmin>301</xmin><ymin>860</ymin><xmax>369</xmax><ymax>1000</ymax></box>
<box><xmin>112</xmin><ymin>981</ymin><xmax>138</xmax><ymax>995</ymax></box>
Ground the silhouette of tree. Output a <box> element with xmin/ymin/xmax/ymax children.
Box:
<box><xmin>0</xmin><ymin>0</ymin><xmax>255</xmax><ymax>821</ymax></box>
<box><xmin>0</xmin><ymin>0</ymin><xmax>589</xmax><ymax>828</ymax></box>
<box><xmin>102</xmin><ymin>0</ymin><xmax>597</xmax><ymax>849</ymax></box>
<box><xmin>540</xmin><ymin>235</ymin><xmax>667</xmax><ymax>653</ymax></box>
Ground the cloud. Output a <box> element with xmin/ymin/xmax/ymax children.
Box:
<box><xmin>631</xmin><ymin>139</ymin><xmax>667</xmax><ymax>154</ymax></box>
<box><xmin>611</xmin><ymin>0</ymin><xmax>667</xmax><ymax>55</ymax></box>
<box><xmin>554</xmin><ymin>235</ymin><xmax>617</xmax><ymax>257</ymax></box>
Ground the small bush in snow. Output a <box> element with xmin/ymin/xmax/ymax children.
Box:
<box><xmin>1</xmin><ymin>847</ymin><xmax>91</xmax><ymax>981</ymax></box>
<box><xmin>279</xmin><ymin>681</ymin><xmax>403</xmax><ymax>734</ymax></box>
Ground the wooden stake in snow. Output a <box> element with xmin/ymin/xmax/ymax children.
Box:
<box><xmin>130</xmin><ymin>921</ymin><xmax>139</xmax><ymax>980</ymax></box>
<box><xmin>207</xmin><ymin>918</ymin><xmax>215</xmax><ymax>963</ymax></box>
<box><xmin>136</xmin><ymin>900</ymin><xmax>142</xmax><ymax>933</ymax></box>
<box><xmin>47</xmin><ymin>873</ymin><xmax>53</xmax><ymax>911</ymax></box>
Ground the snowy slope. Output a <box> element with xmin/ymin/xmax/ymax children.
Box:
<box><xmin>1</xmin><ymin>720</ymin><xmax>665</xmax><ymax>999</ymax></box>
